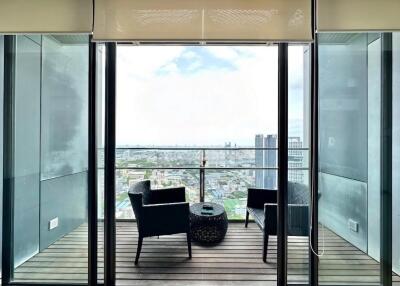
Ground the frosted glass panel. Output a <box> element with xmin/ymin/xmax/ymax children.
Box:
<box><xmin>41</xmin><ymin>36</ymin><xmax>89</xmax><ymax>180</ymax></box>
<box><xmin>13</xmin><ymin>36</ymin><xmax>41</xmax><ymax>268</ymax></box>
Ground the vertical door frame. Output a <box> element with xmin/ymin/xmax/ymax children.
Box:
<box><xmin>277</xmin><ymin>42</ymin><xmax>289</xmax><ymax>286</ymax></box>
<box><xmin>2</xmin><ymin>35</ymin><xmax>16</xmax><ymax>286</ymax></box>
<box><xmin>104</xmin><ymin>42</ymin><xmax>117</xmax><ymax>286</ymax></box>
<box><xmin>310</xmin><ymin>0</ymin><xmax>320</xmax><ymax>283</ymax></box>
<box><xmin>88</xmin><ymin>36</ymin><xmax>98</xmax><ymax>286</ymax></box>
<box><xmin>380</xmin><ymin>32</ymin><xmax>393</xmax><ymax>286</ymax></box>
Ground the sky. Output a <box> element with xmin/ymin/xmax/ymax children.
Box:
<box><xmin>115</xmin><ymin>45</ymin><xmax>306</xmax><ymax>147</ymax></box>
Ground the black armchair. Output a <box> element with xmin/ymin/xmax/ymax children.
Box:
<box><xmin>128</xmin><ymin>180</ymin><xmax>192</xmax><ymax>264</ymax></box>
<box><xmin>245</xmin><ymin>184</ymin><xmax>309</xmax><ymax>262</ymax></box>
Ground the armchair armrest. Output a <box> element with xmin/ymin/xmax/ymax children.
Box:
<box><xmin>150</xmin><ymin>187</ymin><xmax>186</xmax><ymax>204</ymax></box>
<box><xmin>141</xmin><ymin>202</ymin><xmax>190</xmax><ymax>237</ymax></box>
<box><xmin>247</xmin><ymin>188</ymin><xmax>277</xmax><ymax>209</ymax></box>
<box><xmin>264</xmin><ymin>203</ymin><xmax>278</xmax><ymax>235</ymax></box>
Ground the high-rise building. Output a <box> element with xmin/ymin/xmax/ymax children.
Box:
<box><xmin>258</xmin><ymin>134</ymin><xmax>304</xmax><ymax>188</ymax></box>
<box><xmin>288</xmin><ymin>137</ymin><xmax>304</xmax><ymax>184</ymax></box>
<box><xmin>264</xmin><ymin>135</ymin><xmax>278</xmax><ymax>189</ymax></box>
<box><xmin>255</xmin><ymin>134</ymin><xmax>264</xmax><ymax>188</ymax></box>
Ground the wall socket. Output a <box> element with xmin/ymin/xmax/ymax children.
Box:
<box><xmin>348</xmin><ymin>219</ymin><xmax>359</xmax><ymax>233</ymax></box>
<box><xmin>49</xmin><ymin>217</ymin><xmax>59</xmax><ymax>230</ymax></box>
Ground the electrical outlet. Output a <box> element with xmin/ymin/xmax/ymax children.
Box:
<box><xmin>49</xmin><ymin>217</ymin><xmax>59</xmax><ymax>230</ymax></box>
<box><xmin>348</xmin><ymin>219</ymin><xmax>358</xmax><ymax>233</ymax></box>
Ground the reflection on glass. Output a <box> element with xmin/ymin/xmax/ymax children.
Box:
<box><xmin>13</xmin><ymin>35</ymin><xmax>41</xmax><ymax>270</ymax></box>
<box><xmin>41</xmin><ymin>35</ymin><xmax>89</xmax><ymax>180</ymax></box>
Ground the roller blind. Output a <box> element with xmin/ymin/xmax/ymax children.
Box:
<box><xmin>0</xmin><ymin>0</ymin><xmax>93</xmax><ymax>33</ymax></box>
<box><xmin>318</xmin><ymin>0</ymin><xmax>400</xmax><ymax>31</ymax></box>
<box><xmin>93</xmin><ymin>0</ymin><xmax>312</xmax><ymax>41</ymax></box>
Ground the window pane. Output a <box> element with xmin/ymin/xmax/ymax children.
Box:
<box><xmin>287</xmin><ymin>44</ymin><xmax>310</xmax><ymax>284</ymax></box>
<box><xmin>115</xmin><ymin>45</ymin><xmax>278</xmax><ymax>220</ymax></box>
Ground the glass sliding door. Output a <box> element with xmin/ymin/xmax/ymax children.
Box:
<box><xmin>317</xmin><ymin>32</ymin><xmax>400</xmax><ymax>285</ymax></box>
<box><xmin>318</xmin><ymin>32</ymin><xmax>376</xmax><ymax>285</ymax></box>
<box><xmin>287</xmin><ymin>44</ymin><xmax>310</xmax><ymax>284</ymax></box>
<box><xmin>3</xmin><ymin>35</ymin><xmax>89</xmax><ymax>284</ymax></box>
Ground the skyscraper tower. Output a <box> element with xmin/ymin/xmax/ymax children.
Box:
<box><xmin>288</xmin><ymin>136</ymin><xmax>304</xmax><ymax>184</ymax></box>
<box><xmin>255</xmin><ymin>134</ymin><xmax>264</xmax><ymax>188</ymax></box>
<box><xmin>264</xmin><ymin>135</ymin><xmax>278</xmax><ymax>189</ymax></box>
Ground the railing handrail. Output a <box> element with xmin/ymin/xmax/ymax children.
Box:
<box><xmin>112</xmin><ymin>147</ymin><xmax>309</xmax><ymax>151</ymax></box>
<box><xmin>113</xmin><ymin>167</ymin><xmax>309</xmax><ymax>170</ymax></box>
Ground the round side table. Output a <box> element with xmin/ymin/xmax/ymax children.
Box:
<box><xmin>189</xmin><ymin>202</ymin><xmax>228</xmax><ymax>243</ymax></box>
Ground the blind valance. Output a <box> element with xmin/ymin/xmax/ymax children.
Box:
<box><xmin>318</xmin><ymin>0</ymin><xmax>400</xmax><ymax>31</ymax></box>
<box><xmin>0</xmin><ymin>0</ymin><xmax>93</xmax><ymax>33</ymax></box>
<box><xmin>93</xmin><ymin>0</ymin><xmax>312</xmax><ymax>41</ymax></box>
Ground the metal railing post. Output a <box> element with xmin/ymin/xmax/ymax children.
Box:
<box><xmin>200</xmin><ymin>149</ymin><xmax>206</xmax><ymax>202</ymax></box>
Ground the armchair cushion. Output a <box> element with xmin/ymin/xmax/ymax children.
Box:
<box><xmin>141</xmin><ymin>202</ymin><xmax>190</xmax><ymax>237</ymax></box>
<box><xmin>263</xmin><ymin>203</ymin><xmax>309</xmax><ymax>236</ymax></box>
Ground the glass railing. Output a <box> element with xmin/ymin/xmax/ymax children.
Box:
<box><xmin>98</xmin><ymin>147</ymin><xmax>309</xmax><ymax>220</ymax></box>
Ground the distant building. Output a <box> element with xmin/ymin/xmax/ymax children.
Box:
<box><xmin>288</xmin><ymin>137</ymin><xmax>304</xmax><ymax>184</ymax></box>
<box><xmin>255</xmin><ymin>134</ymin><xmax>264</xmax><ymax>188</ymax></box>
<box><xmin>264</xmin><ymin>135</ymin><xmax>278</xmax><ymax>189</ymax></box>
<box><xmin>224</xmin><ymin>142</ymin><xmax>232</xmax><ymax>167</ymax></box>
<box><xmin>255</xmin><ymin>134</ymin><xmax>304</xmax><ymax>189</ymax></box>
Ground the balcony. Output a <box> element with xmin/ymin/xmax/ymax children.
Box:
<box><xmin>10</xmin><ymin>148</ymin><xmax>400</xmax><ymax>285</ymax></box>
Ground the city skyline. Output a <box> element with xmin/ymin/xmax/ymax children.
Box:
<box><xmin>106</xmin><ymin>132</ymin><xmax>307</xmax><ymax>220</ymax></box>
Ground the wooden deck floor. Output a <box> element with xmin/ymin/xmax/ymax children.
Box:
<box><xmin>14</xmin><ymin>222</ymin><xmax>400</xmax><ymax>285</ymax></box>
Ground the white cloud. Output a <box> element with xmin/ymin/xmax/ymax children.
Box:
<box><xmin>205</xmin><ymin>46</ymin><xmax>240</xmax><ymax>61</ymax></box>
<box><xmin>117</xmin><ymin>46</ymin><xmax>184</xmax><ymax>79</ymax></box>
<box><xmin>116</xmin><ymin>45</ymin><xmax>306</xmax><ymax>146</ymax></box>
